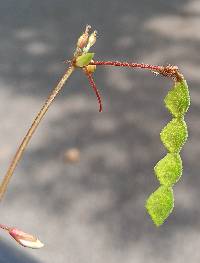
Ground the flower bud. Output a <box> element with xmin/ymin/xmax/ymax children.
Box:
<box><xmin>77</xmin><ymin>25</ymin><xmax>91</xmax><ymax>49</ymax></box>
<box><xmin>77</xmin><ymin>34</ymin><xmax>88</xmax><ymax>49</ymax></box>
<box><xmin>88</xmin><ymin>30</ymin><xmax>97</xmax><ymax>48</ymax></box>
<box><xmin>9</xmin><ymin>228</ymin><xmax>44</xmax><ymax>249</ymax></box>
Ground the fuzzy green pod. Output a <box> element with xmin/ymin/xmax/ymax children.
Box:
<box><xmin>160</xmin><ymin>117</ymin><xmax>188</xmax><ymax>153</ymax></box>
<box><xmin>154</xmin><ymin>153</ymin><xmax>182</xmax><ymax>186</ymax></box>
<box><xmin>164</xmin><ymin>80</ymin><xmax>190</xmax><ymax>117</ymax></box>
<box><xmin>75</xmin><ymin>53</ymin><xmax>94</xmax><ymax>67</ymax></box>
<box><xmin>146</xmin><ymin>79</ymin><xmax>190</xmax><ymax>226</ymax></box>
<box><xmin>146</xmin><ymin>186</ymin><xmax>174</xmax><ymax>226</ymax></box>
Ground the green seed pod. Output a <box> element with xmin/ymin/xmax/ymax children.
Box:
<box><xmin>164</xmin><ymin>80</ymin><xmax>190</xmax><ymax>117</ymax></box>
<box><xmin>146</xmin><ymin>186</ymin><xmax>174</xmax><ymax>226</ymax></box>
<box><xmin>75</xmin><ymin>53</ymin><xmax>94</xmax><ymax>67</ymax></box>
<box><xmin>154</xmin><ymin>153</ymin><xmax>182</xmax><ymax>186</ymax></box>
<box><xmin>146</xmin><ymin>79</ymin><xmax>190</xmax><ymax>226</ymax></box>
<box><xmin>160</xmin><ymin>117</ymin><xmax>188</xmax><ymax>153</ymax></box>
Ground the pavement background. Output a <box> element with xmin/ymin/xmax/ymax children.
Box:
<box><xmin>0</xmin><ymin>0</ymin><xmax>200</xmax><ymax>262</ymax></box>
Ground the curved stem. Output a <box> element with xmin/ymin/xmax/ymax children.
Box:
<box><xmin>90</xmin><ymin>61</ymin><xmax>183</xmax><ymax>82</ymax></box>
<box><xmin>90</xmin><ymin>60</ymin><xmax>163</xmax><ymax>71</ymax></box>
<box><xmin>83</xmin><ymin>68</ymin><xmax>103</xmax><ymax>112</ymax></box>
<box><xmin>0</xmin><ymin>66</ymin><xmax>75</xmax><ymax>201</ymax></box>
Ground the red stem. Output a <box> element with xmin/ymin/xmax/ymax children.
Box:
<box><xmin>90</xmin><ymin>60</ymin><xmax>163</xmax><ymax>71</ymax></box>
<box><xmin>90</xmin><ymin>61</ymin><xmax>183</xmax><ymax>81</ymax></box>
<box><xmin>84</xmin><ymin>69</ymin><xmax>103</xmax><ymax>112</ymax></box>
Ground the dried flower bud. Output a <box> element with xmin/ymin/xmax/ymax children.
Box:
<box><xmin>85</xmin><ymin>24</ymin><xmax>91</xmax><ymax>34</ymax></box>
<box><xmin>9</xmin><ymin>228</ymin><xmax>44</xmax><ymax>249</ymax></box>
<box><xmin>88</xmin><ymin>30</ymin><xmax>97</xmax><ymax>47</ymax></box>
<box><xmin>77</xmin><ymin>25</ymin><xmax>91</xmax><ymax>49</ymax></box>
<box><xmin>77</xmin><ymin>34</ymin><xmax>88</xmax><ymax>49</ymax></box>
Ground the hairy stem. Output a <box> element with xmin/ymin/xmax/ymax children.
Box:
<box><xmin>83</xmin><ymin>68</ymin><xmax>103</xmax><ymax>112</ymax></box>
<box><xmin>0</xmin><ymin>66</ymin><xmax>75</xmax><ymax>201</ymax></box>
<box><xmin>90</xmin><ymin>61</ymin><xmax>183</xmax><ymax>81</ymax></box>
<box><xmin>90</xmin><ymin>60</ymin><xmax>162</xmax><ymax>70</ymax></box>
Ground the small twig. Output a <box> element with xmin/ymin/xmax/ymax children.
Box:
<box><xmin>90</xmin><ymin>61</ymin><xmax>183</xmax><ymax>82</ymax></box>
<box><xmin>83</xmin><ymin>67</ymin><xmax>103</xmax><ymax>112</ymax></box>
<box><xmin>0</xmin><ymin>66</ymin><xmax>75</xmax><ymax>201</ymax></box>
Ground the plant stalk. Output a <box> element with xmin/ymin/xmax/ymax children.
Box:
<box><xmin>90</xmin><ymin>61</ymin><xmax>183</xmax><ymax>81</ymax></box>
<box><xmin>0</xmin><ymin>66</ymin><xmax>75</xmax><ymax>201</ymax></box>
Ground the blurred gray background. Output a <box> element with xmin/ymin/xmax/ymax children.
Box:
<box><xmin>0</xmin><ymin>0</ymin><xmax>199</xmax><ymax>262</ymax></box>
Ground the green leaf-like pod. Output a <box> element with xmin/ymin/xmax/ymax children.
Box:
<box><xmin>164</xmin><ymin>80</ymin><xmax>190</xmax><ymax>117</ymax></box>
<box><xmin>145</xmin><ymin>186</ymin><xmax>174</xmax><ymax>226</ymax></box>
<box><xmin>75</xmin><ymin>53</ymin><xmax>94</xmax><ymax>67</ymax></box>
<box><xmin>154</xmin><ymin>153</ymin><xmax>182</xmax><ymax>186</ymax></box>
<box><xmin>146</xmin><ymin>78</ymin><xmax>190</xmax><ymax>226</ymax></box>
<box><xmin>160</xmin><ymin>117</ymin><xmax>188</xmax><ymax>153</ymax></box>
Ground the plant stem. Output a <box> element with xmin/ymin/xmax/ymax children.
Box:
<box><xmin>90</xmin><ymin>61</ymin><xmax>183</xmax><ymax>81</ymax></box>
<box><xmin>0</xmin><ymin>66</ymin><xmax>75</xmax><ymax>201</ymax></box>
<box><xmin>83</xmin><ymin>68</ymin><xmax>103</xmax><ymax>112</ymax></box>
<box><xmin>91</xmin><ymin>60</ymin><xmax>163</xmax><ymax>71</ymax></box>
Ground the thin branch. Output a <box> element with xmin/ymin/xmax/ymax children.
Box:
<box><xmin>90</xmin><ymin>61</ymin><xmax>183</xmax><ymax>82</ymax></box>
<box><xmin>0</xmin><ymin>66</ymin><xmax>75</xmax><ymax>201</ymax></box>
<box><xmin>83</xmin><ymin>68</ymin><xmax>103</xmax><ymax>112</ymax></box>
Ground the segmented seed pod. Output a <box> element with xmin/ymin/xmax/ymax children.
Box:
<box><xmin>146</xmin><ymin>79</ymin><xmax>190</xmax><ymax>226</ymax></box>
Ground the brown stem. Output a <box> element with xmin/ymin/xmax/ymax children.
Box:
<box><xmin>0</xmin><ymin>66</ymin><xmax>75</xmax><ymax>201</ymax></box>
<box><xmin>90</xmin><ymin>61</ymin><xmax>183</xmax><ymax>82</ymax></box>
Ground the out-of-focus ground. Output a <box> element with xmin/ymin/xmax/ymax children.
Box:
<box><xmin>0</xmin><ymin>0</ymin><xmax>199</xmax><ymax>262</ymax></box>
